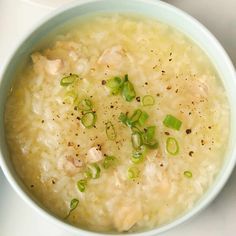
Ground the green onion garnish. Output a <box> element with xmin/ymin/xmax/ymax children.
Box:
<box><xmin>103</xmin><ymin>155</ymin><xmax>117</xmax><ymax>169</ymax></box>
<box><xmin>142</xmin><ymin>95</ymin><xmax>155</xmax><ymax>106</ymax></box>
<box><xmin>60</xmin><ymin>74</ymin><xmax>78</xmax><ymax>86</ymax></box>
<box><xmin>65</xmin><ymin>198</ymin><xmax>79</xmax><ymax>219</ymax></box>
<box><xmin>105</xmin><ymin>121</ymin><xmax>116</xmax><ymax>140</ymax></box>
<box><xmin>78</xmin><ymin>99</ymin><xmax>92</xmax><ymax>111</ymax></box>
<box><xmin>127</xmin><ymin>166</ymin><xmax>140</xmax><ymax>179</ymax></box>
<box><xmin>81</xmin><ymin>112</ymin><xmax>96</xmax><ymax>128</ymax></box>
<box><xmin>122</xmin><ymin>74</ymin><xmax>136</xmax><ymax>102</ymax></box>
<box><xmin>184</xmin><ymin>171</ymin><xmax>192</xmax><ymax>178</ymax></box>
<box><xmin>142</xmin><ymin>126</ymin><xmax>158</xmax><ymax>149</ymax></box>
<box><xmin>163</xmin><ymin>114</ymin><xmax>182</xmax><ymax>130</ymax></box>
<box><xmin>77</xmin><ymin>179</ymin><xmax>87</xmax><ymax>192</ymax></box>
<box><xmin>138</xmin><ymin>111</ymin><xmax>149</xmax><ymax>126</ymax></box>
<box><xmin>166</xmin><ymin>137</ymin><xmax>179</xmax><ymax>155</ymax></box>
<box><xmin>130</xmin><ymin>109</ymin><xmax>142</xmax><ymax>124</ymax></box>
<box><xmin>131</xmin><ymin>132</ymin><xmax>143</xmax><ymax>149</ymax></box>
<box><xmin>131</xmin><ymin>145</ymin><xmax>146</xmax><ymax>164</ymax></box>
<box><xmin>119</xmin><ymin>112</ymin><xmax>132</xmax><ymax>127</ymax></box>
<box><xmin>106</xmin><ymin>76</ymin><xmax>123</xmax><ymax>95</ymax></box>
<box><xmin>85</xmin><ymin>163</ymin><xmax>101</xmax><ymax>179</ymax></box>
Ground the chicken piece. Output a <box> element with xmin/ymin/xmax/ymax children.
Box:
<box><xmin>97</xmin><ymin>45</ymin><xmax>126</xmax><ymax>66</ymax></box>
<box><xmin>114</xmin><ymin>202</ymin><xmax>143</xmax><ymax>232</ymax></box>
<box><xmin>87</xmin><ymin>146</ymin><xmax>103</xmax><ymax>163</ymax></box>
<box><xmin>57</xmin><ymin>156</ymin><xmax>83</xmax><ymax>176</ymax></box>
<box><xmin>31</xmin><ymin>52</ymin><xmax>63</xmax><ymax>75</ymax></box>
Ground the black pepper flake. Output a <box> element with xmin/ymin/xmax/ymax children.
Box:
<box><xmin>160</xmin><ymin>163</ymin><xmax>164</xmax><ymax>167</ymax></box>
<box><xmin>189</xmin><ymin>151</ymin><xmax>194</xmax><ymax>156</ymax></box>
<box><xmin>74</xmin><ymin>106</ymin><xmax>78</xmax><ymax>111</ymax></box>
<box><xmin>189</xmin><ymin>112</ymin><xmax>192</xmax><ymax>115</ymax></box>
<box><xmin>136</xmin><ymin>96</ymin><xmax>141</xmax><ymax>102</ymax></box>
<box><xmin>106</xmin><ymin>65</ymin><xmax>110</xmax><ymax>68</ymax></box>
<box><xmin>166</xmin><ymin>85</ymin><xmax>172</xmax><ymax>90</ymax></box>
<box><xmin>110</xmin><ymin>105</ymin><xmax>114</xmax><ymax>108</ymax></box>
<box><xmin>164</xmin><ymin>132</ymin><xmax>170</xmax><ymax>135</ymax></box>
<box><xmin>186</xmin><ymin>129</ymin><xmax>192</xmax><ymax>134</ymax></box>
<box><xmin>75</xmin><ymin>133</ymin><xmax>79</xmax><ymax>136</ymax></box>
<box><xmin>162</xmin><ymin>70</ymin><xmax>165</xmax><ymax>74</ymax></box>
<box><xmin>52</xmin><ymin>180</ymin><xmax>56</xmax><ymax>184</ymax></box>
<box><xmin>62</xmin><ymin>102</ymin><xmax>65</xmax><ymax>105</ymax></box>
<box><xmin>30</xmin><ymin>184</ymin><xmax>34</xmax><ymax>188</ymax></box>
<box><xmin>77</xmin><ymin>144</ymin><xmax>80</xmax><ymax>147</ymax></box>
<box><xmin>41</xmin><ymin>120</ymin><xmax>44</xmax><ymax>123</ymax></box>
<box><xmin>101</xmin><ymin>80</ymin><xmax>106</xmax><ymax>85</ymax></box>
<box><xmin>76</xmin><ymin>154</ymin><xmax>79</xmax><ymax>157</ymax></box>
<box><xmin>71</xmin><ymin>113</ymin><xmax>74</xmax><ymax>116</ymax></box>
<box><xmin>175</xmin><ymin>89</ymin><xmax>178</xmax><ymax>93</ymax></box>
<box><xmin>201</xmin><ymin>140</ymin><xmax>205</xmax><ymax>145</ymax></box>
<box><xmin>208</xmin><ymin>126</ymin><xmax>212</xmax><ymax>129</ymax></box>
<box><xmin>169</xmin><ymin>58</ymin><xmax>172</xmax><ymax>61</ymax></box>
<box><xmin>76</xmin><ymin>116</ymin><xmax>80</xmax><ymax>120</ymax></box>
<box><xmin>145</xmin><ymin>82</ymin><xmax>148</xmax><ymax>85</ymax></box>
<box><xmin>156</xmin><ymin>93</ymin><xmax>160</xmax><ymax>97</ymax></box>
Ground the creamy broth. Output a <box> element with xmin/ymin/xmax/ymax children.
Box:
<box><xmin>5</xmin><ymin>14</ymin><xmax>229</xmax><ymax>232</ymax></box>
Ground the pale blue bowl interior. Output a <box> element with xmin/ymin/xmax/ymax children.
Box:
<box><xmin>0</xmin><ymin>0</ymin><xmax>235</xmax><ymax>235</ymax></box>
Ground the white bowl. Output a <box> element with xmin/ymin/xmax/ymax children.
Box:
<box><xmin>0</xmin><ymin>0</ymin><xmax>235</xmax><ymax>235</ymax></box>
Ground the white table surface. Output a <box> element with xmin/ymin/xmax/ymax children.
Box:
<box><xmin>0</xmin><ymin>0</ymin><xmax>235</xmax><ymax>236</ymax></box>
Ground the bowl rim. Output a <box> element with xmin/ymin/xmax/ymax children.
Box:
<box><xmin>0</xmin><ymin>0</ymin><xmax>236</xmax><ymax>235</ymax></box>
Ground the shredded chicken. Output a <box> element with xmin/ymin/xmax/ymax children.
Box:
<box><xmin>57</xmin><ymin>156</ymin><xmax>83</xmax><ymax>176</ymax></box>
<box><xmin>97</xmin><ymin>45</ymin><xmax>126</xmax><ymax>65</ymax></box>
<box><xmin>31</xmin><ymin>52</ymin><xmax>63</xmax><ymax>75</ymax></box>
<box><xmin>87</xmin><ymin>146</ymin><xmax>103</xmax><ymax>163</ymax></box>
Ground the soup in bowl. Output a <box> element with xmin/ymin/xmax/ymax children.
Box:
<box><xmin>0</xmin><ymin>0</ymin><xmax>236</xmax><ymax>235</ymax></box>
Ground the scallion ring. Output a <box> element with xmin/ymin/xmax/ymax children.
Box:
<box><xmin>184</xmin><ymin>171</ymin><xmax>192</xmax><ymax>178</ymax></box>
<box><xmin>105</xmin><ymin>121</ymin><xmax>116</xmax><ymax>140</ymax></box>
<box><xmin>131</xmin><ymin>132</ymin><xmax>143</xmax><ymax>149</ymax></box>
<box><xmin>81</xmin><ymin>112</ymin><xmax>96</xmax><ymax>128</ymax></box>
<box><xmin>85</xmin><ymin>163</ymin><xmax>101</xmax><ymax>179</ymax></box>
<box><xmin>64</xmin><ymin>198</ymin><xmax>79</xmax><ymax>219</ymax></box>
<box><xmin>60</xmin><ymin>74</ymin><xmax>78</xmax><ymax>86</ymax></box>
<box><xmin>78</xmin><ymin>99</ymin><xmax>92</xmax><ymax>111</ymax></box>
<box><xmin>166</xmin><ymin>137</ymin><xmax>179</xmax><ymax>155</ymax></box>
<box><xmin>131</xmin><ymin>145</ymin><xmax>146</xmax><ymax>164</ymax></box>
<box><xmin>163</xmin><ymin>114</ymin><xmax>182</xmax><ymax>131</ymax></box>
<box><xmin>142</xmin><ymin>95</ymin><xmax>155</xmax><ymax>106</ymax></box>
<box><xmin>103</xmin><ymin>155</ymin><xmax>117</xmax><ymax>169</ymax></box>
<box><xmin>77</xmin><ymin>179</ymin><xmax>87</xmax><ymax>192</ymax></box>
<box><xmin>127</xmin><ymin>166</ymin><xmax>140</xmax><ymax>179</ymax></box>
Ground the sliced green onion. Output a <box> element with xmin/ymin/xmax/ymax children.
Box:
<box><xmin>81</xmin><ymin>112</ymin><xmax>96</xmax><ymax>128</ymax></box>
<box><xmin>77</xmin><ymin>179</ymin><xmax>87</xmax><ymax>192</ymax></box>
<box><xmin>163</xmin><ymin>114</ymin><xmax>182</xmax><ymax>131</ymax></box>
<box><xmin>103</xmin><ymin>155</ymin><xmax>117</xmax><ymax>169</ymax></box>
<box><xmin>144</xmin><ymin>126</ymin><xmax>155</xmax><ymax>142</ymax></box>
<box><xmin>128</xmin><ymin>166</ymin><xmax>140</xmax><ymax>179</ymax></box>
<box><xmin>166</xmin><ymin>137</ymin><xmax>179</xmax><ymax>155</ymax></box>
<box><xmin>78</xmin><ymin>99</ymin><xmax>92</xmax><ymax>111</ymax></box>
<box><xmin>131</xmin><ymin>132</ymin><xmax>143</xmax><ymax>149</ymax></box>
<box><xmin>60</xmin><ymin>74</ymin><xmax>78</xmax><ymax>86</ymax></box>
<box><xmin>131</xmin><ymin>145</ymin><xmax>146</xmax><ymax>164</ymax></box>
<box><xmin>184</xmin><ymin>171</ymin><xmax>192</xmax><ymax>178</ymax></box>
<box><xmin>85</xmin><ymin>163</ymin><xmax>101</xmax><ymax>179</ymax></box>
<box><xmin>106</xmin><ymin>77</ymin><xmax>123</xmax><ymax>95</ymax></box>
<box><xmin>64</xmin><ymin>91</ymin><xmax>77</xmax><ymax>104</ymax></box>
<box><xmin>64</xmin><ymin>198</ymin><xmax>79</xmax><ymax>219</ymax></box>
<box><xmin>130</xmin><ymin>109</ymin><xmax>142</xmax><ymax>124</ymax></box>
<box><xmin>119</xmin><ymin>112</ymin><xmax>132</xmax><ymax>127</ymax></box>
<box><xmin>105</xmin><ymin>121</ymin><xmax>116</xmax><ymax>140</ymax></box>
<box><xmin>142</xmin><ymin>95</ymin><xmax>155</xmax><ymax>106</ymax></box>
<box><xmin>122</xmin><ymin>74</ymin><xmax>136</xmax><ymax>102</ymax></box>
<box><xmin>138</xmin><ymin>111</ymin><xmax>149</xmax><ymax>126</ymax></box>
